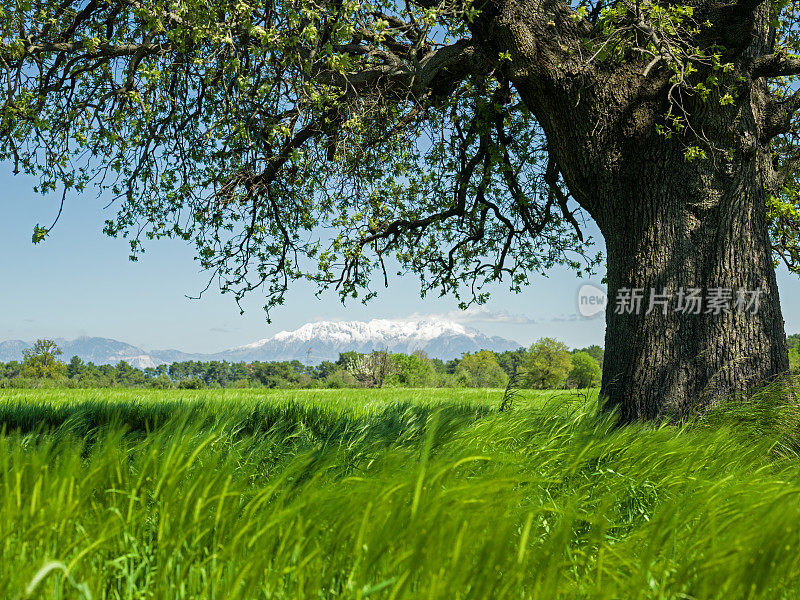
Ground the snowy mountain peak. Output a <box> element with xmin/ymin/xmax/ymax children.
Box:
<box><xmin>224</xmin><ymin>318</ymin><xmax>518</xmax><ymax>363</ymax></box>
<box><xmin>256</xmin><ymin>318</ymin><xmax>478</xmax><ymax>347</ymax></box>
<box><xmin>0</xmin><ymin>319</ymin><xmax>522</xmax><ymax>366</ymax></box>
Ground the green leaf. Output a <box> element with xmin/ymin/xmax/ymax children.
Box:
<box><xmin>31</xmin><ymin>225</ymin><xmax>49</xmax><ymax>244</ymax></box>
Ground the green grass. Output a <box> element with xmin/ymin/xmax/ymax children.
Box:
<box><xmin>1</xmin><ymin>387</ymin><xmax>800</xmax><ymax>599</ymax></box>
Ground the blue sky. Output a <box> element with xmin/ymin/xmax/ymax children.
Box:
<box><xmin>2</xmin><ymin>163</ymin><xmax>800</xmax><ymax>353</ymax></box>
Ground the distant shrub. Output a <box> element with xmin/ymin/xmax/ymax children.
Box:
<box><xmin>567</xmin><ymin>352</ymin><xmax>602</xmax><ymax>388</ymax></box>
<box><xmin>456</xmin><ymin>350</ymin><xmax>508</xmax><ymax>388</ymax></box>
<box><xmin>297</xmin><ymin>373</ymin><xmax>319</xmax><ymax>388</ymax></box>
<box><xmin>522</xmin><ymin>338</ymin><xmax>573</xmax><ymax>389</ymax></box>
<box><xmin>325</xmin><ymin>370</ymin><xmax>356</xmax><ymax>389</ymax></box>
<box><xmin>149</xmin><ymin>375</ymin><xmax>174</xmax><ymax>389</ymax></box>
<box><xmin>453</xmin><ymin>370</ymin><xmax>473</xmax><ymax>387</ymax></box>
<box><xmin>790</xmin><ymin>347</ymin><xmax>800</xmax><ymax>374</ymax></box>
<box><xmin>433</xmin><ymin>373</ymin><xmax>459</xmax><ymax>388</ymax></box>
<box><xmin>178</xmin><ymin>377</ymin><xmax>206</xmax><ymax>390</ymax></box>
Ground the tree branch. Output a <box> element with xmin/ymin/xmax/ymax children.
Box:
<box><xmin>544</xmin><ymin>158</ymin><xmax>584</xmax><ymax>242</ymax></box>
<box><xmin>708</xmin><ymin>0</ymin><xmax>772</xmax><ymax>54</ymax></box>
<box><xmin>715</xmin><ymin>0</ymin><xmax>771</xmax><ymax>21</ymax></box>
<box><xmin>312</xmin><ymin>39</ymin><xmax>492</xmax><ymax>97</ymax></box>
<box><xmin>732</xmin><ymin>0</ymin><xmax>770</xmax><ymax>12</ymax></box>
<box><xmin>765</xmin><ymin>90</ymin><xmax>800</xmax><ymax>139</ymax></box>
<box><xmin>751</xmin><ymin>53</ymin><xmax>800</xmax><ymax>78</ymax></box>
<box><xmin>1</xmin><ymin>41</ymin><xmax>171</xmax><ymax>61</ymax></box>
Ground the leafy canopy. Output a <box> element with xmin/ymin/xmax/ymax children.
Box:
<box><xmin>21</xmin><ymin>339</ymin><xmax>67</xmax><ymax>379</ymax></box>
<box><xmin>0</xmin><ymin>0</ymin><xmax>798</xmax><ymax>313</ymax></box>
<box><xmin>524</xmin><ymin>337</ymin><xmax>573</xmax><ymax>390</ymax></box>
<box><xmin>568</xmin><ymin>351</ymin><xmax>602</xmax><ymax>389</ymax></box>
<box><xmin>457</xmin><ymin>350</ymin><xmax>508</xmax><ymax>388</ymax></box>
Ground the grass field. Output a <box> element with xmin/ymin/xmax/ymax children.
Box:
<box><xmin>2</xmin><ymin>386</ymin><xmax>800</xmax><ymax>599</ymax></box>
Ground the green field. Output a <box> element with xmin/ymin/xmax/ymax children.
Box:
<box><xmin>2</xmin><ymin>387</ymin><xmax>800</xmax><ymax>599</ymax></box>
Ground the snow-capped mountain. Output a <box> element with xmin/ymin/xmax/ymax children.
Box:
<box><xmin>0</xmin><ymin>319</ymin><xmax>522</xmax><ymax>366</ymax></box>
<box><xmin>214</xmin><ymin>319</ymin><xmax>522</xmax><ymax>363</ymax></box>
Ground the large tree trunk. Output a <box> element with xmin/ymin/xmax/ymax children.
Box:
<box><xmin>535</xmin><ymin>115</ymin><xmax>791</xmax><ymax>421</ymax></box>
<box><xmin>597</xmin><ymin>148</ymin><xmax>789</xmax><ymax>422</ymax></box>
<box><xmin>489</xmin><ymin>0</ymin><xmax>790</xmax><ymax>421</ymax></box>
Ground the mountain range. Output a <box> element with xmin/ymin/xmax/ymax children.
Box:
<box><xmin>0</xmin><ymin>319</ymin><xmax>522</xmax><ymax>368</ymax></box>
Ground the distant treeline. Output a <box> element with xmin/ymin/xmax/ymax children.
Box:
<box><xmin>2</xmin><ymin>335</ymin><xmax>797</xmax><ymax>390</ymax></box>
<box><xmin>0</xmin><ymin>339</ymin><xmax>605</xmax><ymax>390</ymax></box>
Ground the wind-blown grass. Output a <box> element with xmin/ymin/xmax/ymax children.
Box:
<box><xmin>1</xmin><ymin>387</ymin><xmax>800</xmax><ymax>599</ymax></box>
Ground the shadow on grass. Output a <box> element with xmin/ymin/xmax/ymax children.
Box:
<box><xmin>0</xmin><ymin>396</ymin><xmax>495</xmax><ymax>452</ymax></box>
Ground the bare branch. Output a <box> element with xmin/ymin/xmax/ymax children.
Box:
<box><xmin>545</xmin><ymin>158</ymin><xmax>584</xmax><ymax>243</ymax></box>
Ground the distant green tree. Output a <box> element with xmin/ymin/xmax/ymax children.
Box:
<box><xmin>337</xmin><ymin>352</ymin><xmax>361</xmax><ymax>369</ymax></box>
<box><xmin>21</xmin><ymin>339</ymin><xmax>67</xmax><ymax>380</ymax></box>
<box><xmin>523</xmin><ymin>338</ymin><xmax>573</xmax><ymax>389</ymax></box>
<box><xmin>251</xmin><ymin>361</ymin><xmax>301</xmax><ymax>388</ymax></box>
<box><xmin>790</xmin><ymin>347</ymin><xmax>800</xmax><ymax>374</ymax></box>
<box><xmin>203</xmin><ymin>361</ymin><xmax>229</xmax><ymax>386</ymax></box>
<box><xmin>457</xmin><ymin>350</ymin><xmax>508</xmax><ymax>389</ymax></box>
<box><xmin>325</xmin><ymin>370</ymin><xmax>357</xmax><ymax>389</ymax></box>
<box><xmin>573</xmin><ymin>345</ymin><xmax>604</xmax><ymax>370</ymax></box>
<box><xmin>66</xmin><ymin>355</ymin><xmax>84</xmax><ymax>379</ymax></box>
<box><xmin>444</xmin><ymin>359</ymin><xmax>460</xmax><ymax>375</ymax></box>
<box><xmin>0</xmin><ymin>361</ymin><xmax>21</xmax><ymax>379</ymax></box>
<box><xmin>567</xmin><ymin>352</ymin><xmax>602</xmax><ymax>389</ymax></box>
<box><xmin>115</xmin><ymin>361</ymin><xmax>144</xmax><ymax>385</ymax></box>
<box><xmin>390</xmin><ymin>351</ymin><xmax>435</xmax><ymax>387</ymax></box>
<box><xmin>495</xmin><ymin>348</ymin><xmax>527</xmax><ymax>378</ymax></box>
<box><xmin>429</xmin><ymin>358</ymin><xmax>447</xmax><ymax>374</ymax></box>
<box><xmin>788</xmin><ymin>335</ymin><xmax>800</xmax><ymax>351</ymax></box>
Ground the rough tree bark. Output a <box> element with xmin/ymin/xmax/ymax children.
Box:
<box><xmin>480</xmin><ymin>0</ymin><xmax>791</xmax><ymax>420</ymax></box>
<box><xmin>599</xmin><ymin>152</ymin><xmax>789</xmax><ymax>421</ymax></box>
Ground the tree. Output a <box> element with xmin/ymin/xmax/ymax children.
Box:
<box><xmin>574</xmin><ymin>346</ymin><xmax>604</xmax><ymax>370</ymax></box>
<box><xmin>496</xmin><ymin>348</ymin><xmax>528</xmax><ymax>378</ymax></box>
<box><xmin>524</xmin><ymin>338</ymin><xmax>573</xmax><ymax>390</ymax></box>
<box><xmin>390</xmin><ymin>351</ymin><xmax>436</xmax><ymax>387</ymax></box>
<box><xmin>115</xmin><ymin>360</ymin><xmax>141</xmax><ymax>385</ymax></box>
<box><xmin>21</xmin><ymin>339</ymin><xmax>67</xmax><ymax>380</ymax></box>
<box><xmin>347</xmin><ymin>350</ymin><xmax>398</xmax><ymax>388</ymax></box>
<box><xmin>790</xmin><ymin>345</ymin><xmax>800</xmax><ymax>374</ymax></box>
<box><xmin>567</xmin><ymin>352</ymin><xmax>603</xmax><ymax>389</ymax></box>
<box><xmin>2</xmin><ymin>0</ymin><xmax>799</xmax><ymax>420</ymax></box>
<box><xmin>251</xmin><ymin>361</ymin><xmax>301</xmax><ymax>387</ymax></box>
<box><xmin>0</xmin><ymin>361</ymin><xmax>21</xmax><ymax>380</ymax></box>
<box><xmin>66</xmin><ymin>355</ymin><xmax>84</xmax><ymax>379</ymax></box>
<box><xmin>457</xmin><ymin>350</ymin><xmax>509</xmax><ymax>388</ymax></box>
